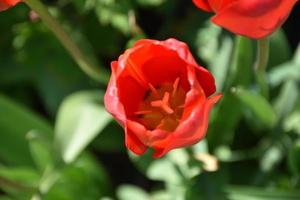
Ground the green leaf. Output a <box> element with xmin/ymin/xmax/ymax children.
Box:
<box><xmin>54</xmin><ymin>91</ymin><xmax>112</xmax><ymax>163</ymax></box>
<box><xmin>117</xmin><ymin>185</ymin><xmax>149</xmax><ymax>200</ymax></box>
<box><xmin>207</xmin><ymin>37</ymin><xmax>253</xmax><ymax>147</ymax></box>
<box><xmin>44</xmin><ymin>154</ymin><xmax>110</xmax><ymax>200</ymax></box>
<box><xmin>288</xmin><ymin>140</ymin><xmax>300</xmax><ymax>175</ymax></box>
<box><xmin>273</xmin><ymin>80</ymin><xmax>298</xmax><ymax>119</ymax></box>
<box><xmin>232</xmin><ymin>88</ymin><xmax>277</xmax><ymax>128</ymax></box>
<box><xmin>95</xmin><ymin>0</ymin><xmax>133</xmax><ymax>35</ymax></box>
<box><xmin>210</xmin><ymin>36</ymin><xmax>233</xmax><ymax>91</ymax></box>
<box><xmin>27</xmin><ymin>130</ymin><xmax>54</xmax><ymax>172</ymax></box>
<box><xmin>136</xmin><ymin>0</ymin><xmax>166</xmax><ymax>6</ymax></box>
<box><xmin>0</xmin><ymin>166</ymin><xmax>39</xmax><ymax>195</ymax></box>
<box><xmin>226</xmin><ymin>186</ymin><xmax>300</xmax><ymax>200</ymax></box>
<box><xmin>268</xmin><ymin>30</ymin><xmax>292</xmax><ymax>68</ymax></box>
<box><xmin>0</xmin><ymin>94</ymin><xmax>52</xmax><ymax>166</ymax></box>
<box><xmin>196</xmin><ymin>22</ymin><xmax>222</xmax><ymax>65</ymax></box>
<box><xmin>284</xmin><ymin>111</ymin><xmax>300</xmax><ymax>135</ymax></box>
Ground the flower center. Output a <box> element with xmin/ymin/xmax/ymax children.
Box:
<box><xmin>134</xmin><ymin>77</ymin><xmax>186</xmax><ymax>132</ymax></box>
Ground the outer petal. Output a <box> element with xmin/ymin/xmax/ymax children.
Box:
<box><xmin>212</xmin><ymin>0</ymin><xmax>297</xmax><ymax>39</ymax></box>
<box><xmin>125</xmin><ymin>126</ymin><xmax>148</xmax><ymax>155</ymax></box>
<box><xmin>162</xmin><ymin>38</ymin><xmax>216</xmax><ymax>97</ymax></box>
<box><xmin>151</xmin><ymin>94</ymin><xmax>222</xmax><ymax>158</ymax></box>
<box><xmin>135</xmin><ymin>38</ymin><xmax>216</xmax><ymax>97</ymax></box>
<box><xmin>0</xmin><ymin>0</ymin><xmax>19</xmax><ymax>11</ymax></box>
<box><xmin>104</xmin><ymin>61</ymin><xmax>127</xmax><ymax>126</ymax></box>
<box><xmin>192</xmin><ymin>0</ymin><xmax>213</xmax><ymax>12</ymax></box>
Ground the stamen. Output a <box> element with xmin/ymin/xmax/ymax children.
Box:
<box><xmin>151</xmin><ymin>92</ymin><xmax>174</xmax><ymax>114</ymax></box>
<box><xmin>148</xmin><ymin>83</ymin><xmax>160</xmax><ymax>97</ymax></box>
<box><xmin>134</xmin><ymin>110</ymin><xmax>153</xmax><ymax>115</ymax></box>
<box><xmin>172</xmin><ymin>77</ymin><xmax>180</xmax><ymax>97</ymax></box>
<box><xmin>177</xmin><ymin>104</ymin><xmax>185</xmax><ymax>108</ymax></box>
<box><xmin>127</xmin><ymin>58</ymin><xmax>149</xmax><ymax>88</ymax></box>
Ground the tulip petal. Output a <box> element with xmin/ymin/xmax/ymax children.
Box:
<box><xmin>125</xmin><ymin>126</ymin><xmax>148</xmax><ymax>155</ymax></box>
<box><xmin>152</xmin><ymin>94</ymin><xmax>222</xmax><ymax>158</ymax></box>
<box><xmin>162</xmin><ymin>38</ymin><xmax>217</xmax><ymax>97</ymax></box>
<box><xmin>104</xmin><ymin>61</ymin><xmax>127</xmax><ymax>126</ymax></box>
<box><xmin>212</xmin><ymin>0</ymin><xmax>297</xmax><ymax>39</ymax></box>
<box><xmin>192</xmin><ymin>0</ymin><xmax>213</xmax><ymax>12</ymax></box>
<box><xmin>195</xmin><ymin>65</ymin><xmax>216</xmax><ymax>97</ymax></box>
<box><xmin>0</xmin><ymin>0</ymin><xmax>19</xmax><ymax>11</ymax></box>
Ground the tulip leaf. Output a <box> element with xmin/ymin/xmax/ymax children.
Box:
<box><xmin>268</xmin><ymin>30</ymin><xmax>292</xmax><ymax>68</ymax></box>
<box><xmin>233</xmin><ymin>88</ymin><xmax>277</xmax><ymax>128</ymax></box>
<box><xmin>54</xmin><ymin>91</ymin><xmax>112</xmax><ymax>163</ymax></box>
<box><xmin>27</xmin><ymin>130</ymin><xmax>54</xmax><ymax>172</ymax></box>
<box><xmin>207</xmin><ymin>36</ymin><xmax>253</xmax><ymax>147</ymax></box>
<box><xmin>43</xmin><ymin>154</ymin><xmax>110</xmax><ymax>200</ymax></box>
<box><xmin>0</xmin><ymin>94</ymin><xmax>52</xmax><ymax>166</ymax></box>
<box><xmin>226</xmin><ymin>185</ymin><xmax>300</xmax><ymax>200</ymax></box>
<box><xmin>117</xmin><ymin>185</ymin><xmax>149</xmax><ymax>200</ymax></box>
<box><xmin>273</xmin><ymin>80</ymin><xmax>298</xmax><ymax>119</ymax></box>
<box><xmin>288</xmin><ymin>140</ymin><xmax>300</xmax><ymax>175</ymax></box>
<box><xmin>136</xmin><ymin>0</ymin><xmax>166</xmax><ymax>6</ymax></box>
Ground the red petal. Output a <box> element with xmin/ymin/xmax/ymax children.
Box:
<box><xmin>195</xmin><ymin>65</ymin><xmax>216</xmax><ymax>97</ymax></box>
<box><xmin>125</xmin><ymin>126</ymin><xmax>148</xmax><ymax>155</ymax></box>
<box><xmin>192</xmin><ymin>0</ymin><xmax>213</xmax><ymax>12</ymax></box>
<box><xmin>212</xmin><ymin>0</ymin><xmax>297</xmax><ymax>39</ymax></box>
<box><xmin>151</xmin><ymin>94</ymin><xmax>222</xmax><ymax>158</ymax></box>
<box><xmin>0</xmin><ymin>0</ymin><xmax>19</xmax><ymax>11</ymax></box>
<box><xmin>104</xmin><ymin>61</ymin><xmax>127</xmax><ymax>126</ymax></box>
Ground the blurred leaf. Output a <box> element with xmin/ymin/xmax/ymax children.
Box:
<box><xmin>233</xmin><ymin>88</ymin><xmax>277</xmax><ymax>128</ymax></box>
<box><xmin>0</xmin><ymin>94</ymin><xmax>52</xmax><ymax>166</ymax></box>
<box><xmin>0</xmin><ymin>166</ymin><xmax>38</xmax><ymax>197</ymax></box>
<box><xmin>269</xmin><ymin>43</ymin><xmax>300</xmax><ymax>87</ymax></box>
<box><xmin>95</xmin><ymin>0</ymin><xmax>133</xmax><ymax>35</ymax></box>
<box><xmin>92</xmin><ymin>121</ymin><xmax>125</xmax><ymax>153</ymax></box>
<box><xmin>136</xmin><ymin>0</ymin><xmax>166</xmax><ymax>6</ymax></box>
<box><xmin>186</xmin><ymin>172</ymin><xmax>226</xmax><ymax>200</ymax></box>
<box><xmin>284</xmin><ymin>111</ymin><xmax>300</xmax><ymax>135</ymax></box>
<box><xmin>273</xmin><ymin>80</ymin><xmax>298</xmax><ymax>119</ymax></box>
<box><xmin>288</xmin><ymin>140</ymin><xmax>300</xmax><ymax>175</ymax></box>
<box><xmin>54</xmin><ymin>91</ymin><xmax>112</xmax><ymax>163</ymax></box>
<box><xmin>0</xmin><ymin>196</ymin><xmax>13</xmax><ymax>200</ymax></box>
<box><xmin>226</xmin><ymin>186</ymin><xmax>300</xmax><ymax>200</ymax></box>
<box><xmin>208</xmin><ymin>37</ymin><xmax>253</xmax><ymax>147</ymax></box>
<box><xmin>147</xmin><ymin>156</ymin><xmax>182</xmax><ymax>184</ymax></box>
<box><xmin>12</xmin><ymin>22</ymin><xmax>92</xmax><ymax>115</ymax></box>
<box><xmin>260</xmin><ymin>143</ymin><xmax>284</xmax><ymax>172</ymax></box>
<box><xmin>27</xmin><ymin>130</ymin><xmax>54</xmax><ymax>172</ymax></box>
<box><xmin>150</xmin><ymin>191</ymin><xmax>171</xmax><ymax>200</ymax></box>
<box><xmin>44</xmin><ymin>154</ymin><xmax>110</xmax><ymax>200</ymax></box>
<box><xmin>117</xmin><ymin>185</ymin><xmax>149</xmax><ymax>200</ymax></box>
<box><xmin>210</xmin><ymin>36</ymin><xmax>233</xmax><ymax>91</ymax></box>
<box><xmin>268</xmin><ymin>30</ymin><xmax>292</xmax><ymax>68</ymax></box>
<box><xmin>268</xmin><ymin>62</ymin><xmax>300</xmax><ymax>87</ymax></box>
<box><xmin>196</xmin><ymin>22</ymin><xmax>222</xmax><ymax>65</ymax></box>
<box><xmin>196</xmin><ymin>22</ymin><xmax>234</xmax><ymax>91</ymax></box>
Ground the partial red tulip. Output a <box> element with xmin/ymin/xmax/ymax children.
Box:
<box><xmin>193</xmin><ymin>0</ymin><xmax>298</xmax><ymax>39</ymax></box>
<box><xmin>104</xmin><ymin>38</ymin><xmax>222</xmax><ymax>158</ymax></box>
<box><xmin>0</xmin><ymin>0</ymin><xmax>20</xmax><ymax>11</ymax></box>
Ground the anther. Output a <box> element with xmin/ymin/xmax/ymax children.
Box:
<box><xmin>172</xmin><ymin>77</ymin><xmax>180</xmax><ymax>97</ymax></box>
<box><xmin>151</xmin><ymin>92</ymin><xmax>174</xmax><ymax>114</ymax></box>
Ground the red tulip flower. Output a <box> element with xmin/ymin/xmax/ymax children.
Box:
<box><xmin>193</xmin><ymin>0</ymin><xmax>298</xmax><ymax>39</ymax></box>
<box><xmin>104</xmin><ymin>38</ymin><xmax>222</xmax><ymax>158</ymax></box>
<box><xmin>0</xmin><ymin>0</ymin><xmax>20</xmax><ymax>11</ymax></box>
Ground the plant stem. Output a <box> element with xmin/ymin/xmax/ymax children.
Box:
<box><xmin>24</xmin><ymin>0</ymin><xmax>109</xmax><ymax>84</ymax></box>
<box><xmin>254</xmin><ymin>38</ymin><xmax>270</xmax><ymax>99</ymax></box>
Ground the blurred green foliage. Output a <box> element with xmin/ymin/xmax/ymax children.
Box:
<box><xmin>0</xmin><ymin>0</ymin><xmax>300</xmax><ymax>199</ymax></box>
